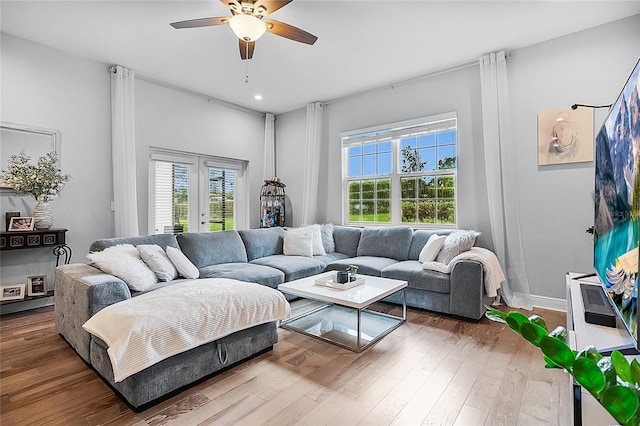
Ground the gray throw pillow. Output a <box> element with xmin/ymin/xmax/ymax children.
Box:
<box><xmin>320</xmin><ymin>224</ymin><xmax>335</xmax><ymax>253</ymax></box>
<box><xmin>435</xmin><ymin>230</ymin><xmax>480</xmax><ymax>264</ymax></box>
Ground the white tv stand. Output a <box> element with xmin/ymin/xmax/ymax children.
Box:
<box><xmin>565</xmin><ymin>272</ymin><xmax>638</xmax><ymax>425</ymax></box>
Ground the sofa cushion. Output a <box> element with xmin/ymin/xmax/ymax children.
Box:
<box><xmin>250</xmin><ymin>255</ymin><xmax>325</xmax><ymax>282</ymax></box>
<box><xmin>382</xmin><ymin>260</ymin><xmax>451</xmax><ymax>294</ymax></box>
<box><xmin>198</xmin><ymin>263</ymin><xmax>284</xmax><ymax>288</ymax></box>
<box><xmin>357</xmin><ymin>226</ymin><xmax>413</xmax><ymax>261</ymax></box>
<box><xmin>90</xmin><ymin>234</ymin><xmax>179</xmax><ymax>252</ymax></box>
<box><xmin>407</xmin><ymin>230</ymin><xmax>455</xmax><ymax>260</ymax></box>
<box><xmin>177</xmin><ymin>231</ymin><xmax>248</xmax><ymax>268</ymax></box>
<box><xmin>238</xmin><ymin>228</ymin><xmax>284</xmax><ymax>261</ymax></box>
<box><xmin>332</xmin><ymin>226</ymin><xmax>362</xmax><ymax>257</ymax></box>
<box><xmin>326</xmin><ymin>256</ymin><xmax>398</xmax><ymax>277</ymax></box>
<box><xmin>314</xmin><ymin>251</ymin><xmax>350</xmax><ymax>266</ymax></box>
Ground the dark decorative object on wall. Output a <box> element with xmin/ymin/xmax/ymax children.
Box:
<box><xmin>260</xmin><ymin>177</ymin><xmax>285</xmax><ymax>228</ymax></box>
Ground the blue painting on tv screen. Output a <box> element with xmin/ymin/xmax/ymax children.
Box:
<box><xmin>594</xmin><ymin>58</ymin><xmax>640</xmax><ymax>341</ymax></box>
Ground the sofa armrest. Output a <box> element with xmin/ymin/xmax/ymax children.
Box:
<box><xmin>449</xmin><ymin>260</ymin><xmax>486</xmax><ymax>320</ymax></box>
<box><xmin>54</xmin><ymin>263</ymin><xmax>131</xmax><ymax>362</ymax></box>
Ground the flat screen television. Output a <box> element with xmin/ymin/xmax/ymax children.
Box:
<box><xmin>593</xmin><ymin>57</ymin><xmax>640</xmax><ymax>348</ymax></box>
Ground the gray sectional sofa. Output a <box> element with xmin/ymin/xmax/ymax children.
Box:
<box><xmin>55</xmin><ymin>225</ymin><xmax>493</xmax><ymax>409</ymax></box>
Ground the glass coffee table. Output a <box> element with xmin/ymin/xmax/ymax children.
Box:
<box><xmin>278</xmin><ymin>271</ymin><xmax>407</xmax><ymax>352</ymax></box>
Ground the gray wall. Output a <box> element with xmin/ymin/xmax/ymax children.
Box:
<box><xmin>274</xmin><ymin>15</ymin><xmax>640</xmax><ymax>302</ymax></box>
<box><xmin>0</xmin><ymin>33</ymin><xmax>266</xmax><ymax>298</ymax></box>
<box><xmin>1</xmin><ymin>33</ymin><xmax>112</xmax><ymax>293</ymax></box>
<box><xmin>134</xmin><ymin>79</ymin><xmax>265</xmax><ymax>233</ymax></box>
<box><xmin>509</xmin><ymin>15</ymin><xmax>640</xmax><ymax>300</ymax></box>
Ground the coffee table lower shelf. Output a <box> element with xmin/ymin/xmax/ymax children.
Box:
<box><xmin>281</xmin><ymin>304</ymin><xmax>405</xmax><ymax>352</ymax></box>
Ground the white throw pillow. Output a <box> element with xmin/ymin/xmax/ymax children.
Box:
<box><xmin>87</xmin><ymin>244</ymin><xmax>158</xmax><ymax>292</ymax></box>
<box><xmin>419</xmin><ymin>234</ymin><xmax>447</xmax><ymax>263</ymax></box>
<box><xmin>137</xmin><ymin>244</ymin><xmax>178</xmax><ymax>282</ymax></box>
<box><xmin>166</xmin><ymin>246</ymin><xmax>200</xmax><ymax>279</ymax></box>
<box><xmin>303</xmin><ymin>224</ymin><xmax>326</xmax><ymax>256</ymax></box>
<box><xmin>435</xmin><ymin>230</ymin><xmax>481</xmax><ymax>265</ymax></box>
<box><xmin>283</xmin><ymin>228</ymin><xmax>314</xmax><ymax>257</ymax></box>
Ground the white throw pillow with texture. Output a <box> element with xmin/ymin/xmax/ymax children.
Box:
<box><xmin>138</xmin><ymin>244</ymin><xmax>178</xmax><ymax>282</ymax></box>
<box><xmin>87</xmin><ymin>244</ymin><xmax>158</xmax><ymax>292</ymax></box>
<box><xmin>435</xmin><ymin>230</ymin><xmax>481</xmax><ymax>265</ymax></box>
<box><xmin>166</xmin><ymin>246</ymin><xmax>200</xmax><ymax>279</ymax></box>
<box><xmin>419</xmin><ymin>234</ymin><xmax>447</xmax><ymax>263</ymax></box>
<box><xmin>303</xmin><ymin>224</ymin><xmax>326</xmax><ymax>256</ymax></box>
<box><xmin>283</xmin><ymin>228</ymin><xmax>314</xmax><ymax>257</ymax></box>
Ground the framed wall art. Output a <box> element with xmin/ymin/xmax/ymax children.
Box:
<box><xmin>538</xmin><ymin>106</ymin><xmax>594</xmax><ymax>166</ymax></box>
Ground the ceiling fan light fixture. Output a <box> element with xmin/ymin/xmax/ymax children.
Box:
<box><xmin>229</xmin><ymin>14</ymin><xmax>266</xmax><ymax>42</ymax></box>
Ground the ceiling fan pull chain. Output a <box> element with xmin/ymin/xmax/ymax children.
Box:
<box><xmin>245</xmin><ymin>48</ymin><xmax>250</xmax><ymax>83</ymax></box>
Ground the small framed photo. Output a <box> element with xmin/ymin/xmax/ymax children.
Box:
<box><xmin>27</xmin><ymin>276</ymin><xmax>47</xmax><ymax>296</ymax></box>
<box><xmin>8</xmin><ymin>217</ymin><xmax>34</xmax><ymax>231</ymax></box>
<box><xmin>1</xmin><ymin>284</ymin><xmax>25</xmax><ymax>301</ymax></box>
<box><xmin>5</xmin><ymin>211</ymin><xmax>20</xmax><ymax>231</ymax></box>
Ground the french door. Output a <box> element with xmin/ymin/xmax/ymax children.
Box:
<box><xmin>149</xmin><ymin>151</ymin><xmax>246</xmax><ymax>234</ymax></box>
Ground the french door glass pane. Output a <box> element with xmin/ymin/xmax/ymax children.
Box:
<box><xmin>154</xmin><ymin>161</ymin><xmax>189</xmax><ymax>234</ymax></box>
<box><xmin>208</xmin><ymin>168</ymin><xmax>235</xmax><ymax>232</ymax></box>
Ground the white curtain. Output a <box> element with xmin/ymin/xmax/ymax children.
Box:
<box><xmin>301</xmin><ymin>102</ymin><xmax>324</xmax><ymax>224</ymax></box>
<box><xmin>479</xmin><ymin>52</ymin><xmax>532</xmax><ymax>309</ymax></box>
<box><xmin>110</xmin><ymin>65</ymin><xmax>139</xmax><ymax>237</ymax></box>
<box><xmin>263</xmin><ymin>112</ymin><xmax>276</xmax><ymax>179</ymax></box>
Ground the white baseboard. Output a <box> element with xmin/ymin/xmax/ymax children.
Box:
<box><xmin>530</xmin><ymin>294</ymin><xmax>566</xmax><ymax>312</ymax></box>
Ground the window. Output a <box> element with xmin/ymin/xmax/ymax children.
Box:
<box><xmin>342</xmin><ymin>113</ymin><xmax>457</xmax><ymax>227</ymax></box>
<box><xmin>149</xmin><ymin>150</ymin><xmax>246</xmax><ymax>234</ymax></box>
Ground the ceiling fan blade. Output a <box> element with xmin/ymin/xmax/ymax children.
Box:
<box><xmin>264</xmin><ymin>19</ymin><xmax>317</xmax><ymax>45</ymax></box>
<box><xmin>239</xmin><ymin>40</ymin><xmax>256</xmax><ymax>60</ymax></box>
<box><xmin>220</xmin><ymin>0</ymin><xmax>242</xmax><ymax>14</ymax></box>
<box><xmin>170</xmin><ymin>17</ymin><xmax>228</xmax><ymax>29</ymax></box>
<box><xmin>253</xmin><ymin>0</ymin><xmax>293</xmax><ymax>16</ymax></box>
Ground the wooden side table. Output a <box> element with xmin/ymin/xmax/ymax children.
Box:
<box><xmin>0</xmin><ymin>228</ymin><xmax>71</xmax><ymax>266</ymax></box>
<box><xmin>0</xmin><ymin>228</ymin><xmax>71</xmax><ymax>311</ymax></box>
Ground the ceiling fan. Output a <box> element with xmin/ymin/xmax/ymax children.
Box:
<box><xmin>170</xmin><ymin>0</ymin><xmax>318</xmax><ymax>60</ymax></box>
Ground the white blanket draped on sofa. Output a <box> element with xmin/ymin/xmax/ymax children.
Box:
<box><xmin>83</xmin><ymin>278</ymin><xmax>291</xmax><ymax>382</ymax></box>
<box><xmin>422</xmin><ymin>247</ymin><xmax>506</xmax><ymax>298</ymax></box>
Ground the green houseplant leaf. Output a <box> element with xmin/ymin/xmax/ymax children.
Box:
<box><xmin>540</xmin><ymin>335</ymin><xmax>575</xmax><ymax>370</ymax></box>
<box><xmin>631</xmin><ymin>359</ymin><xmax>640</xmax><ymax>385</ymax></box>
<box><xmin>573</xmin><ymin>357</ymin><xmax>605</xmax><ymax>394</ymax></box>
<box><xmin>505</xmin><ymin>311</ymin><xmax>530</xmax><ymax>333</ymax></box>
<box><xmin>612</xmin><ymin>351</ymin><xmax>634</xmax><ymax>384</ymax></box>
<box><xmin>520</xmin><ymin>322</ymin><xmax>547</xmax><ymax>347</ymax></box>
<box><xmin>577</xmin><ymin>345</ymin><xmax>602</xmax><ymax>364</ymax></box>
<box><xmin>602</xmin><ymin>385</ymin><xmax>640</xmax><ymax>424</ymax></box>
<box><xmin>528</xmin><ymin>314</ymin><xmax>547</xmax><ymax>332</ymax></box>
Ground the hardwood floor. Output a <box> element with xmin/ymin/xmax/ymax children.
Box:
<box><xmin>0</xmin><ymin>304</ymin><xmax>571</xmax><ymax>425</ymax></box>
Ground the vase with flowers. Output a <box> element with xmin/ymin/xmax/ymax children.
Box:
<box><xmin>1</xmin><ymin>151</ymin><xmax>71</xmax><ymax>230</ymax></box>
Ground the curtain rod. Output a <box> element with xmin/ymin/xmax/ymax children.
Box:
<box><xmin>107</xmin><ymin>65</ymin><xmax>265</xmax><ymax>118</ymax></box>
<box><xmin>324</xmin><ymin>52</ymin><xmax>510</xmax><ymax>106</ymax></box>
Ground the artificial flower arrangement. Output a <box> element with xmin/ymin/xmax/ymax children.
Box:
<box><xmin>1</xmin><ymin>151</ymin><xmax>71</xmax><ymax>201</ymax></box>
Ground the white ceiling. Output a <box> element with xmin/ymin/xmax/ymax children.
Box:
<box><xmin>2</xmin><ymin>1</ymin><xmax>639</xmax><ymax>115</ymax></box>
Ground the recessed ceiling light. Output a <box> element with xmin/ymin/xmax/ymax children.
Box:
<box><xmin>254</xmin><ymin>94</ymin><xmax>263</xmax><ymax>100</ymax></box>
